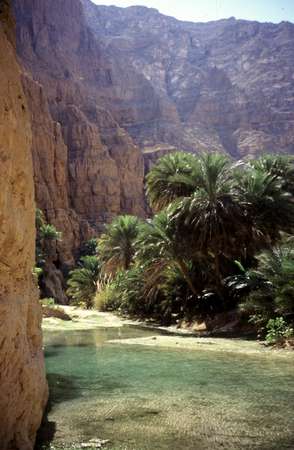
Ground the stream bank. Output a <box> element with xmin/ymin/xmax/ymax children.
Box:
<box><xmin>43</xmin><ymin>306</ymin><xmax>292</xmax><ymax>355</ymax></box>
<box><xmin>39</xmin><ymin>307</ymin><xmax>294</xmax><ymax>450</ymax></box>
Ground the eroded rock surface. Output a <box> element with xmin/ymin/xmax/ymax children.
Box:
<box><xmin>14</xmin><ymin>0</ymin><xmax>145</xmax><ymax>278</ymax></box>
<box><xmin>0</xmin><ymin>2</ymin><xmax>48</xmax><ymax>448</ymax></box>
<box><xmin>12</xmin><ymin>0</ymin><xmax>294</xmax><ymax>299</ymax></box>
<box><xmin>82</xmin><ymin>1</ymin><xmax>294</xmax><ymax>158</ymax></box>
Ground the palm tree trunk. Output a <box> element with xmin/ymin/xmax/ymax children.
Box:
<box><xmin>176</xmin><ymin>258</ymin><xmax>198</xmax><ymax>296</ymax></box>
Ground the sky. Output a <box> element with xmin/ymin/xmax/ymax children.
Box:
<box><xmin>92</xmin><ymin>0</ymin><xmax>294</xmax><ymax>23</ymax></box>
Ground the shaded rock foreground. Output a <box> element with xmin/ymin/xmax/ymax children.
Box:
<box><xmin>0</xmin><ymin>1</ymin><xmax>48</xmax><ymax>448</ymax></box>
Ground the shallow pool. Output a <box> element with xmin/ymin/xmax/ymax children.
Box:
<box><xmin>37</xmin><ymin>325</ymin><xmax>294</xmax><ymax>450</ymax></box>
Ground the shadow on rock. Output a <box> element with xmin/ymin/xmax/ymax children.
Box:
<box><xmin>35</xmin><ymin>372</ymin><xmax>84</xmax><ymax>449</ymax></box>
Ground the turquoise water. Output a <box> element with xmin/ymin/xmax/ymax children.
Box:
<box><xmin>38</xmin><ymin>325</ymin><xmax>294</xmax><ymax>450</ymax></box>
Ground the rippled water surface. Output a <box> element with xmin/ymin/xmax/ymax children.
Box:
<box><xmin>38</xmin><ymin>324</ymin><xmax>294</xmax><ymax>450</ymax></box>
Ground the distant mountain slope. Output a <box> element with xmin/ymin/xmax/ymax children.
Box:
<box><xmin>82</xmin><ymin>0</ymin><xmax>294</xmax><ymax>157</ymax></box>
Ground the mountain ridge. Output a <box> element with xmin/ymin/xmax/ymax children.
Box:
<box><xmin>82</xmin><ymin>0</ymin><xmax>294</xmax><ymax>157</ymax></box>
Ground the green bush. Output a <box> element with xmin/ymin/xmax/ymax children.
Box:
<box><xmin>265</xmin><ymin>317</ymin><xmax>293</xmax><ymax>345</ymax></box>
<box><xmin>239</xmin><ymin>241</ymin><xmax>294</xmax><ymax>335</ymax></box>
<box><xmin>40</xmin><ymin>297</ymin><xmax>55</xmax><ymax>307</ymax></box>
<box><xmin>39</xmin><ymin>224</ymin><xmax>61</xmax><ymax>241</ymax></box>
<box><xmin>67</xmin><ymin>256</ymin><xmax>100</xmax><ymax>309</ymax></box>
<box><xmin>106</xmin><ymin>267</ymin><xmax>146</xmax><ymax>316</ymax></box>
<box><xmin>33</xmin><ymin>266</ymin><xmax>43</xmax><ymax>281</ymax></box>
<box><xmin>35</xmin><ymin>209</ymin><xmax>62</xmax><ymax>294</ymax></box>
<box><xmin>79</xmin><ymin>238</ymin><xmax>98</xmax><ymax>257</ymax></box>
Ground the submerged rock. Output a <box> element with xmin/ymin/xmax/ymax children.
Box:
<box><xmin>80</xmin><ymin>439</ymin><xmax>110</xmax><ymax>448</ymax></box>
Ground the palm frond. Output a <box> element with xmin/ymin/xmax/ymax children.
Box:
<box><xmin>146</xmin><ymin>152</ymin><xmax>200</xmax><ymax>210</ymax></box>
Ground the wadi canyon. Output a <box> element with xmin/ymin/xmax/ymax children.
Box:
<box><xmin>13</xmin><ymin>0</ymin><xmax>294</xmax><ymax>294</ymax></box>
<box><xmin>1</xmin><ymin>0</ymin><xmax>294</xmax><ymax>447</ymax></box>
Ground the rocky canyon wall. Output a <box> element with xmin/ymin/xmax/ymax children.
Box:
<box><xmin>12</xmin><ymin>0</ymin><xmax>294</xmax><ymax>300</ymax></box>
<box><xmin>13</xmin><ymin>0</ymin><xmax>145</xmax><ymax>284</ymax></box>
<box><xmin>0</xmin><ymin>1</ymin><xmax>48</xmax><ymax>448</ymax></box>
<box><xmin>82</xmin><ymin>1</ymin><xmax>294</xmax><ymax>158</ymax></box>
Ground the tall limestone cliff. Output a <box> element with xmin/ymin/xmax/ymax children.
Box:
<box><xmin>14</xmin><ymin>0</ymin><xmax>145</xmax><ymax>277</ymax></box>
<box><xmin>81</xmin><ymin>0</ymin><xmax>294</xmax><ymax>158</ymax></box>
<box><xmin>0</xmin><ymin>1</ymin><xmax>48</xmax><ymax>448</ymax></box>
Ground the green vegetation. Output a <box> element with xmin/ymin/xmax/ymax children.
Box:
<box><xmin>40</xmin><ymin>297</ymin><xmax>56</xmax><ymax>307</ymax></box>
<box><xmin>67</xmin><ymin>152</ymin><xmax>294</xmax><ymax>344</ymax></box>
<box><xmin>36</xmin><ymin>209</ymin><xmax>61</xmax><ymax>267</ymax></box>
<box><xmin>67</xmin><ymin>256</ymin><xmax>100</xmax><ymax>309</ymax></box>
<box><xmin>265</xmin><ymin>317</ymin><xmax>293</xmax><ymax>345</ymax></box>
<box><xmin>238</xmin><ymin>239</ymin><xmax>294</xmax><ymax>342</ymax></box>
<box><xmin>146</xmin><ymin>151</ymin><xmax>199</xmax><ymax>210</ymax></box>
<box><xmin>35</xmin><ymin>209</ymin><xmax>62</xmax><ymax>297</ymax></box>
<box><xmin>98</xmin><ymin>215</ymin><xmax>142</xmax><ymax>274</ymax></box>
<box><xmin>78</xmin><ymin>238</ymin><xmax>98</xmax><ymax>258</ymax></box>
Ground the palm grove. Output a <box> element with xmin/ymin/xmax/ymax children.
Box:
<box><xmin>52</xmin><ymin>152</ymin><xmax>294</xmax><ymax>344</ymax></box>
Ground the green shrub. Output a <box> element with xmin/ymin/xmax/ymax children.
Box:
<box><xmin>239</xmin><ymin>241</ymin><xmax>294</xmax><ymax>335</ymax></box>
<box><xmin>67</xmin><ymin>256</ymin><xmax>100</xmax><ymax>309</ymax></box>
<box><xmin>39</xmin><ymin>224</ymin><xmax>61</xmax><ymax>241</ymax></box>
<box><xmin>35</xmin><ymin>209</ymin><xmax>62</xmax><ymax>291</ymax></box>
<box><xmin>33</xmin><ymin>266</ymin><xmax>43</xmax><ymax>281</ymax></box>
<box><xmin>94</xmin><ymin>284</ymin><xmax>114</xmax><ymax>311</ymax></box>
<box><xmin>40</xmin><ymin>297</ymin><xmax>55</xmax><ymax>307</ymax></box>
<box><xmin>265</xmin><ymin>317</ymin><xmax>293</xmax><ymax>345</ymax></box>
<box><xmin>94</xmin><ymin>290</ymin><xmax>108</xmax><ymax>311</ymax></box>
<box><xmin>79</xmin><ymin>238</ymin><xmax>98</xmax><ymax>257</ymax></box>
<box><xmin>96</xmin><ymin>266</ymin><xmax>157</xmax><ymax>317</ymax></box>
<box><xmin>108</xmin><ymin>267</ymin><xmax>146</xmax><ymax>316</ymax></box>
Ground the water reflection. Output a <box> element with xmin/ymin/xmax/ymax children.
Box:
<box><xmin>43</xmin><ymin>326</ymin><xmax>155</xmax><ymax>348</ymax></box>
<box><xmin>38</xmin><ymin>325</ymin><xmax>294</xmax><ymax>450</ymax></box>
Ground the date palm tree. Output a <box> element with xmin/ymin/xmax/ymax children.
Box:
<box><xmin>97</xmin><ymin>215</ymin><xmax>142</xmax><ymax>274</ymax></box>
<box><xmin>146</xmin><ymin>151</ymin><xmax>200</xmax><ymax>211</ymax></box>
<box><xmin>171</xmin><ymin>152</ymin><xmax>247</xmax><ymax>292</ymax></box>
<box><xmin>136</xmin><ymin>210</ymin><xmax>198</xmax><ymax>295</ymax></box>
<box><xmin>67</xmin><ymin>256</ymin><xmax>100</xmax><ymax>309</ymax></box>
<box><xmin>236</xmin><ymin>166</ymin><xmax>294</xmax><ymax>247</ymax></box>
<box><xmin>240</xmin><ymin>239</ymin><xmax>294</xmax><ymax>322</ymax></box>
<box><xmin>250</xmin><ymin>154</ymin><xmax>294</xmax><ymax>195</ymax></box>
<box><xmin>35</xmin><ymin>208</ymin><xmax>62</xmax><ymax>265</ymax></box>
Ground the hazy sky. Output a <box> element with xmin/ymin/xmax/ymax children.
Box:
<box><xmin>92</xmin><ymin>0</ymin><xmax>294</xmax><ymax>23</ymax></box>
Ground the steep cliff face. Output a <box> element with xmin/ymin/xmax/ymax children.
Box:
<box><xmin>12</xmin><ymin>0</ymin><xmax>294</xmax><ymax>300</ymax></box>
<box><xmin>82</xmin><ymin>1</ymin><xmax>294</xmax><ymax>158</ymax></box>
<box><xmin>14</xmin><ymin>0</ymin><xmax>145</xmax><ymax>285</ymax></box>
<box><xmin>0</xmin><ymin>2</ymin><xmax>48</xmax><ymax>448</ymax></box>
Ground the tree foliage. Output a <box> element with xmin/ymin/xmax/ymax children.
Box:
<box><xmin>68</xmin><ymin>151</ymin><xmax>294</xmax><ymax>337</ymax></box>
<box><xmin>67</xmin><ymin>256</ymin><xmax>100</xmax><ymax>309</ymax></box>
<box><xmin>97</xmin><ymin>215</ymin><xmax>142</xmax><ymax>274</ymax></box>
<box><xmin>35</xmin><ymin>209</ymin><xmax>62</xmax><ymax>294</ymax></box>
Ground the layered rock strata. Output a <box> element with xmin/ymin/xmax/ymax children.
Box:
<box><xmin>14</xmin><ymin>0</ymin><xmax>145</xmax><ymax>299</ymax></box>
<box><xmin>82</xmin><ymin>1</ymin><xmax>294</xmax><ymax>158</ymax></box>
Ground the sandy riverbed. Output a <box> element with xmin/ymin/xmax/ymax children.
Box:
<box><xmin>42</xmin><ymin>306</ymin><xmax>294</xmax><ymax>357</ymax></box>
